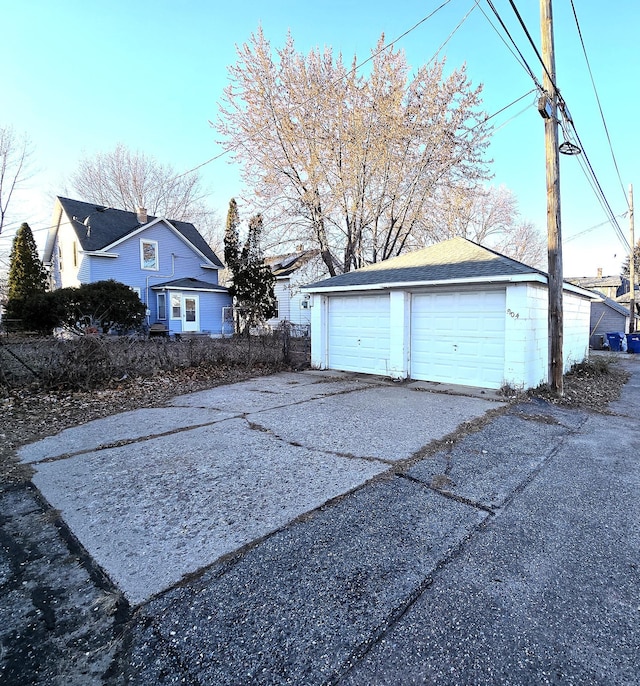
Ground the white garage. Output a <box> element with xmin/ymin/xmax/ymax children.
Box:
<box><xmin>304</xmin><ymin>238</ymin><xmax>593</xmax><ymax>391</ymax></box>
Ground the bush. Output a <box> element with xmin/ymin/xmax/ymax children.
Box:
<box><xmin>4</xmin><ymin>292</ymin><xmax>65</xmax><ymax>334</ymax></box>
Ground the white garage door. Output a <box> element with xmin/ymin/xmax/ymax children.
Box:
<box><xmin>328</xmin><ymin>294</ymin><xmax>390</xmax><ymax>375</ymax></box>
<box><xmin>411</xmin><ymin>289</ymin><xmax>506</xmax><ymax>389</ymax></box>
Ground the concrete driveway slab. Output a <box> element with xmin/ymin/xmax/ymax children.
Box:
<box><xmin>31</xmin><ymin>418</ymin><xmax>386</xmax><ymax>605</ymax></box>
<box><xmin>118</xmin><ymin>476</ymin><xmax>489</xmax><ymax>686</ymax></box>
<box><xmin>18</xmin><ymin>407</ymin><xmax>234</xmax><ymax>463</ymax></box>
<box><xmin>340</xmin><ymin>413</ymin><xmax>640</xmax><ymax>685</ymax></box>
<box><xmin>408</xmin><ymin>411</ymin><xmax>580</xmax><ymax>508</ymax></box>
<box><xmin>169</xmin><ymin>372</ymin><xmax>378</xmax><ymax>413</ymax></box>
<box><xmin>252</xmin><ymin>385</ymin><xmax>503</xmax><ymax>462</ymax></box>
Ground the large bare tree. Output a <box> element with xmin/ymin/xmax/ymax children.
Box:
<box><xmin>70</xmin><ymin>144</ymin><xmax>221</xmax><ymax>243</ymax></box>
<box><xmin>433</xmin><ymin>184</ymin><xmax>546</xmax><ymax>267</ymax></box>
<box><xmin>217</xmin><ymin>30</ymin><xmax>491</xmax><ymax>274</ymax></box>
<box><xmin>0</xmin><ymin>125</ymin><xmax>32</xmax><ymax>235</ymax></box>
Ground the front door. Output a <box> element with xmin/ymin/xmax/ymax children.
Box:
<box><xmin>182</xmin><ymin>295</ymin><xmax>199</xmax><ymax>332</ymax></box>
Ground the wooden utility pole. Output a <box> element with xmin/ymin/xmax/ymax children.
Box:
<box><xmin>629</xmin><ymin>184</ymin><xmax>635</xmax><ymax>333</ymax></box>
<box><xmin>541</xmin><ymin>0</ymin><xmax>563</xmax><ymax>395</ymax></box>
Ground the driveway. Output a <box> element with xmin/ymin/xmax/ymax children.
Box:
<box><xmin>19</xmin><ymin>371</ymin><xmax>503</xmax><ymax>605</ymax></box>
<box><xmin>14</xmin><ymin>364</ymin><xmax>640</xmax><ymax>685</ymax></box>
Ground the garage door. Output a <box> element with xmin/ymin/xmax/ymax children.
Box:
<box><xmin>411</xmin><ymin>289</ymin><xmax>506</xmax><ymax>389</ymax></box>
<box><xmin>328</xmin><ymin>295</ymin><xmax>390</xmax><ymax>375</ymax></box>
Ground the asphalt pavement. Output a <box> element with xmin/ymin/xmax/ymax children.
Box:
<box><xmin>10</xmin><ymin>361</ymin><xmax>640</xmax><ymax>685</ymax></box>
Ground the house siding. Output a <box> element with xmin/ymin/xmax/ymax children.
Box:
<box><xmin>56</xmin><ymin>223</ymin><xmax>83</xmax><ymax>288</ymax></box>
<box><xmin>47</xmin><ymin>199</ymin><xmax>230</xmax><ymax>335</ymax></box>
<box><xmin>504</xmin><ymin>283</ymin><xmax>548</xmax><ymax>390</ymax></box>
<box><xmin>590</xmin><ymin>303</ymin><xmax>627</xmax><ymax>348</ymax></box>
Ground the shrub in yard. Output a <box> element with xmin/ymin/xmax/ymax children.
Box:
<box><xmin>4</xmin><ymin>291</ymin><xmax>65</xmax><ymax>334</ymax></box>
<box><xmin>54</xmin><ymin>280</ymin><xmax>145</xmax><ymax>334</ymax></box>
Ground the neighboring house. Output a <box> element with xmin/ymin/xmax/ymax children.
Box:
<box><xmin>566</xmin><ymin>271</ymin><xmax>626</xmax><ymax>300</ymax></box>
<box><xmin>264</xmin><ymin>249</ymin><xmax>329</xmax><ymax>333</ymax></box>
<box><xmin>303</xmin><ymin>237</ymin><xmax>594</xmax><ymax>391</ymax></box>
<box><xmin>44</xmin><ymin>197</ymin><xmax>232</xmax><ymax>336</ymax></box>
<box><xmin>587</xmin><ymin>292</ymin><xmax>636</xmax><ymax>349</ymax></box>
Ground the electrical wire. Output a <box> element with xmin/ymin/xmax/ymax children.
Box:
<box><xmin>506</xmin><ymin>0</ymin><xmax>559</xmax><ymax>95</ymax></box>
<box><xmin>483</xmin><ymin>0</ymin><xmax>543</xmax><ymax>91</ymax></box>
<box><xmin>564</xmin><ymin>214</ymin><xmax>627</xmax><ymax>243</ymax></box>
<box><xmin>427</xmin><ymin>1</ymin><xmax>479</xmax><ymax>65</ymax></box>
<box><xmin>480</xmin><ymin>0</ymin><xmax>630</xmax><ymax>254</ymax></box>
<box><xmin>569</xmin><ymin>0</ymin><xmax>627</xmax><ymax>207</ymax></box>
<box><xmin>182</xmin><ymin>0</ymin><xmax>457</xmax><ymax>181</ymax></box>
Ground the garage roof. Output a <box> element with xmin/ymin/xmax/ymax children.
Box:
<box><xmin>303</xmin><ymin>237</ymin><xmax>546</xmax><ymax>292</ymax></box>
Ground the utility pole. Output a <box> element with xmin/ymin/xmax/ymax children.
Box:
<box><xmin>629</xmin><ymin>184</ymin><xmax>635</xmax><ymax>333</ymax></box>
<box><xmin>541</xmin><ymin>0</ymin><xmax>563</xmax><ymax>395</ymax></box>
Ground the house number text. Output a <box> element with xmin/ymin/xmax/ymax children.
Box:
<box><xmin>507</xmin><ymin>309</ymin><xmax>520</xmax><ymax>319</ymax></box>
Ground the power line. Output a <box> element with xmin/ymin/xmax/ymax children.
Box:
<box><xmin>505</xmin><ymin>0</ymin><xmax>559</xmax><ymax>95</ymax></box>
<box><xmin>479</xmin><ymin>0</ymin><xmax>630</xmax><ymax>254</ymax></box>
<box><xmin>427</xmin><ymin>1</ymin><xmax>479</xmax><ymax>65</ymax></box>
<box><xmin>2</xmin><ymin>3</ymin><xmax>461</xmax><ymax>245</ymax></box>
<box><xmin>564</xmin><ymin>214</ymin><xmax>627</xmax><ymax>243</ymax></box>
<box><xmin>569</xmin><ymin>0</ymin><xmax>628</xmax><ymax>207</ymax></box>
<box><xmin>483</xmin><ymin>0</ymin><xmax>543</xmax><ymax>91</ymax></box>
<box><xmin>181</xmin><ymin>0</ymin><xmax>457</xmax><ymax>182</ymax></box>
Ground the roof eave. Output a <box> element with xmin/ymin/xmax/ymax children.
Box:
<box><xmin>302</xmin><ymin>273</ymin><xmax>547</xmax><ymax>293</ymax></box>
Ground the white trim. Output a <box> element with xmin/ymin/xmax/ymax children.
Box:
<box><xmin>82</xmin><ymin>251</ymin><xmax>119</xmax><ymax>258</ymax></box>
<box><xmin>151</xmin><ymin>285</ymin><xmax>227</xmax><ymax>293</ymax></box>
<box><xmin>101</xmin><ymin>218</ymin><xmax>220</xmax><ymax>268</ymax></box>
<box><xmin>140</xmin><ymin>238</ymin><xmax>159</xmax><ymax>271</ymax></box>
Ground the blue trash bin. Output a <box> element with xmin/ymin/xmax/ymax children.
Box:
<box><xmin>606</xmin><ymin>332</ymin><xmax>624</xmax><ymax>351</ymax></box>
<box><xmin>626</xmin><ymin>333</ymin><xmax>640</xmax><ymax>353</ymax></box>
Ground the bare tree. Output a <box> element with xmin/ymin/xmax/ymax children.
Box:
<box><xmin>496</xmin><ymin>220</ymin><xmax>546</xmax><ymax>268</ymax></box>
<box><xmin>70</xmin><ymin>143</ymin><xmax>217</xmax><ymax>225</ymax></box>
<box><xmin>217</xmin><ymin>30</ymin><xmax>491</xmax><ymax>274</ymax></box>
<box><xmin>0</xmin><ymin>125</ymin><xmax>32</xmax><ymax>235</ymax></box>
<box><xmin>433</xmin><ymin>184</ymin><xmax>545</xmax><ymax>268</ymax></box>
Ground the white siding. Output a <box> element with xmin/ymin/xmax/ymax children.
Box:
<box><xmin>563</xmin><ymin>292</ymin><xmax>591</xmax><ymax>370</ymax></box>
<box><xmin>504</xmin><ymin>283</ymin><xmax>548</xmax><ymax>390</ymax></box>
<box><xmin>311</xmin><ymin>282</ymin><xmax>590</xmax><ymax>392</ymax></box>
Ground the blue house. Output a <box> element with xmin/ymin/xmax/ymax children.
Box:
<box><xmin>44</xmin><ymin>197</ymin><xmax>232</xmax><ymax>336</ymax></box>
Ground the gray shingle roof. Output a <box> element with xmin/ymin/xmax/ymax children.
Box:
<box><xmin>56</xmin><ymin>197</ymin><xmax>224</xmax><ymax>268</ymax></box>
<box><xmin>304</xmin><ymin>237</ymin><xmax>543</xmax><ymax>290</ymax></box>
<box><xmin>150</xmin><ymin>277</ymin><xmax>228</xmax><ymax>292</ymax></box>
<box><xmin>567</xmin><ymin>275</ymin><xmax>622</xmax><ymax>289</ymax></box>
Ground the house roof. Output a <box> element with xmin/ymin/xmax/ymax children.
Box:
<box><xmin>591</xmin><ymin>290</ymin><xmax>631</xmax><ymax>317</ymax></box>
<box><xmin>265</xmin><ymin>249</ymin><xmax>321</xmax><ymax>277</ymax></box>
<box><xmin>566</xmin><ymin>275</ymin><xmax>622</xmax><ymax>289</ymax></box>
<box><xmin>150</xmin><ymin>277</ymin><xmax>228</xmax><ymax>292</ymax></box>
<box><xmin>52</xmin><ymin>197</ymin><xmax>224</xmax><ymax>268</ymax></box>
<box><xmin>303</xmin><ymin>237</ymin><xmax>546</xmax><ymax>291</ymax></box>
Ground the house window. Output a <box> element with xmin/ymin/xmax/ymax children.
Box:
<box><xmin>130</xmin><ymin>286</ymin><xmax>141</xmax><ymax>301</ymax></box>
<box><xmin>140</xmin><ymin>239</ymin><xmax>159</xmax><ymax>270</ymax></box>
<box><xmin>157</xmin><ymin>293</ymin><xmax>167</xmax><ymax>320</ymax></box>
<box><xmin>170</xmin><ymin>293</ymin><xmax>181</xmax><ymax>319</ymax></box>
<box><xmin>58</xmin><ymin>245</ymin><xmax>63</xmax><ymax>272</ymax></box>
<box><xmin>72</xmin><ymin>241</ymin><xmax>78</xmax><ymax>267</ymax></box>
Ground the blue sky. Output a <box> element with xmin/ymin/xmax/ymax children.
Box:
<box><xmin>1</xmin><ymin>0</ymin><xmax>637</xmax><ymax>276</ymax></box>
